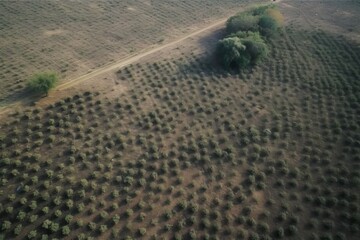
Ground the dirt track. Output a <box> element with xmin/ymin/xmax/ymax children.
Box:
<box><xmin>56</xmin><ymin>18</ymin><xmax>229</xmax><ymax>90</ymax></box>
<box><xmin>57</xmin><ymin>1</ymin><xmax>289</xmax><ymax>90</ymax></box>
<box><xmin>0</xmin><ymin>1</ymin><xmax>279</xmax><ymax>115</ymax></box>
<box><xmin>0</xmin><ymin>17</ymin><xmax>230</xmax><ymax>116</ymax></box>
<box><xmin>59</xmin><ymin>1</ymin><xmax>285</xmax><ymax>91</ymax></box>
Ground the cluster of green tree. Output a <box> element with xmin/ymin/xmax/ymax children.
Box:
<box><xmin>216</xmin><ymin>5</ymin><xmax>283</xmax><ymax>69</ymax></box>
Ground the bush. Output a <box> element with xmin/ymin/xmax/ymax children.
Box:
<box><xmin>274</xmin><ymin>227</ymin><xmax>285</xmax><ymax>238</ymax></box>
<box><xmin>258</xmin><ymin>15</ymin><xmax>279</xmax><ymax>37</ymax></box>
<box><xmin>14</xmin><ymin>224</ymin><xmax>22</xmax><ymax>235</ymax></box>
<box><xmin>62</xmin><ymin>226</ymin><xmax>70</xmax><ymax>236</ymax></box>
<box><xmin>226</xmin><ymin>14</ymin><xmax>258</xmax><ymax>33</ymax></box>
<box><xmin>236</xmin><ymin>31</ymin><xmax>269</xmax><ymax>64</ymax></box>
<box><xmin>216</xmin><ymin>37</ymin><xmax>248</xmax><ymax>69</ymax></box>
<box><xmin>1</xmin><ymin>221</ymin><xmax>11</xmax><ymax>231</ymax></box>
<box><xmin>27</xmin><ymin>72</ymin><xmax>58</xmax><ymax>96</ymax></box>
<box><xmin>99</xmin><ymin>225</ymin><xmax>107</xmax><ymax>233</ymax></box>
<box><xmin>27</xmin><ymin>230</ymin><xmax>37</xmax><ymax>239</ymax></box>
<box><xmin>250</xmin><ymin>5</ymin><xmax>271</xmax><ymax>15</ymax></box>
<box><xmin>216</xmin><ymin>32</ymin><xmax>268</xmax><ymax>69</ymax></box>
<box><xmin>138</xmin><ymin>228</ymin><xmax>146</xmax><ymax>236</ymax></box>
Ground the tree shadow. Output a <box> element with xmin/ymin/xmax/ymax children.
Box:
<box><xmin>0</xmin><ymin>86</ymin><xmax>50</xmax><ymax>114</ymax></box>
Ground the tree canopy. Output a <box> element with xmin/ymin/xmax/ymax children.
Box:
<box><xmin>226</xmin><ymin>14</ymin><xmax>258</xmax><ymax>34</ymax></box>
<box><xmin>27</xmin><ymin>72</ymin><xmax>58</xmax><ymax>96</ymax></box>
<box><xmin>217</xmin><ymin>32</ymin><xmax>268</xmax><ymax>69</ymax></box>
<box><xmin>216</xmin><ymin>5</ymin><xmax>282</xmax><ymax>70</ymax></box>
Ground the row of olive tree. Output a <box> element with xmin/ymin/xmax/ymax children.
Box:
<box><xmin>216</xmin><ymin>5</ymin><xmax>284</xmax><ymax>69</ymax></box>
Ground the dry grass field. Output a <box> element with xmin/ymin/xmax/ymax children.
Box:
<box><xmin>0</xmin><ymin>0</ymin><xmax>359</xmax><ymax>240</ymax></box>
<box><xmin>0</xmin><ymin>0</ymin><xmax>258</xmax><ymax>105</ymax></box>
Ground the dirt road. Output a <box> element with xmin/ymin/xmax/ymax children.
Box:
<box><xmin>55</xmin><ymin>1</ymin><xmax>284</xmax><ymax>90</ymax></box>
<box><xmin>0</xmin><ymin>1</ymin><xmax>277</xmax><ymax>115</ymax></box>
<box><xmin>57</xmin><ymin>18</ymin><xmax>229</xmax><ymax>90</ymax></box>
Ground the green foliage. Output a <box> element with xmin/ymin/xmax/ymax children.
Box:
<box><xmin>250</xmin><ymin>5</ymin><xmax>272</xmax><ymax>16</ymax></box>
<box><xmin>216</xmin><ymin>32</ymin><xmax>268</xmax><ymax>69</ymax></box>
<box><xmin>226</xmin><ymin>14</ymin><xmax>258</xmax><ymax>34</ymax></box>
<box><xmin>62</xmin><ymin>226</ymin><xmax>70</xmax><ymax>236</ymax></box>
<box><xmin>14</xmin><ymin>224</ymin><xmax>22</xmax><ymax>235</ymax></box>
<box><xmin>1</xmin><ymin>221</ymin><xmax>11</xmax><ymax>231</ymax></box>
<box><xmin>259</xmin><ymin>15</ymin><xmax>279</xmax><ymax>37</ymax></box>
<box><xmin>27</xmin><ymin>72</ymin><xmax>58</xmax><ymax>96</ymax></box>
<box><xmin>216</xmin><ymin>37</ymin><xmax>247</xmax><ymax>69</ymax></box>
<box><xmin>236</xmin><ymin>31</ymin><xmax>269</xmax><ymax>64</ymax></box>
<box><xmin>217</xmin><ymin>5</ymin><xmax>282</xmax><ymax>70</ymax></box>
<box><xmin>27</xmin><ymin>230</ymin><xmax>37</xmax><ymax>239</ymax></box>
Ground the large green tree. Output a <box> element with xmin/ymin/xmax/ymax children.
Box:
<box><xmin>216</xmin><ymin>32</ymin><xmax>268</xmax><ymax>69</ymax></box>
<box><xmin>216</xmin><ymin>37</ymin><xmax>248</xmax><ymax>69</ymax></box>
<box><xmin>27</xmin><ymin>72</ymin><xmax>58</xmax><ymax>96</ymax></box>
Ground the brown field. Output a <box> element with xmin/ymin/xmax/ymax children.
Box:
<box><xmin>0</xmin><ymin>0</ymin><xmax>359</xmax><ymax>240</ymax></box>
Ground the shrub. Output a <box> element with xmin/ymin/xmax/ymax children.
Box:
<box><xmin>1</xmin><ymin>220</ymin><xmax>11</xmax><ymax>231</ymax></box>
<box><xmin>27</xmin><ymin>230</ymin><xmax>37</xmax><ymax>239</ymax></box>
<box><xmin>74</xmin><ymin>220</ymin><xmax>83</xmax><ymax>228</ymax></box>
<box><xmin>138</xmin><ymin>228</ymin><xmax>147</xmax><ymax>236</ymax></box>
<box><xmin>5</xmin><ymin>206</ymin><xmax>14</xmax><ymax>214</ymax></box>
<box><xmin>113</xmin><ymin>214</ymin><xmax>120</xmax><ymax>224</ymax></box>
<box><xmin>54</xmin><ymin>209</ymin><xmax>62</xmax><ymax>217</ymax></box>
<box><xmin>287</xmin><ymin>225</ymin><xmax>298</xmax><ymax>236</ymax></box>
<box><xmin>266</xmin><ymin>8</ymin><xmax>284</xmax><ymax>26</ymax></box>
<box><xmin>99</xmin><ymin>225</ymin><xmax>107</xmax><ymax>233</ymax></box>
<box><xmin>27</xmin><ymin>72</ymin><xmax>58</xmax><ymax>96</ymax></box>
<box><xmin>216</xmin><ymin>32</ymin><xmax>268</xmax><ymax>69</ymax></box>
<box><xmin>216</xmin><ymin>37</ymin><xmax>248</xmax><ymax>69</ymax></box>
<box><xmin>258</xmin><ymin>15</ymin><xmax>278</xmax><ymax>37</ymax></box>
<box><xmin>226</xmin><ymin>14</ymin><xmax>258</xmax><ymax>33</ymax></box>
<box><xmin>88</xmin><ymin>222</ymin><xmax>97</xmax><ymax>231</ymax></box>
<box><xmin>62</xmin><ymin>226</ymin><xmax>70</xmax><ymax>236</ymax></box>
<box><xmin>100</xmin><ymin>210</ymin><xmax>108</xmax><ymax>219</ymax></box>
<box><xmin>29</xmin><ymin>215</ymin><xmax>38</xmax><ymax>223</ymax></box>
<box><xmin>65</xmin><ymin>215</ymin><xmax>73</xmax><ymax>224</ymax></box>
<box><xmin>50</xmin><ymin>222</ymin><xmax>59</xmax><ymax>233</ymax></box>
<box><xmin>250</xmin><ymin>5</ymin><xmax>271</xmax><ymax>16</ymax></box>
<box><xmin>17</xmin><ymin>211</ymin><xmax>26</xmax><ymax>221</ymax></box>
<box><xmin>257</xmin><ymin>7</ymin><xmax>283</xmax><ymax>37</ymax></box>
<box><xmin>125</xmin><ymin>209</ymin><xmax>134</xmax><ymax>217</ymax></box>
<box><xmin>274</xmin><ymin>227</ymin><xmax>285</xmax><ymax>238</ymax></box>
<box><xmin>42</xmin><ymin>207</ymin><xmax>49</xmax><ymax>214</ymax></box>
<box><xmin>14</xmin><ymin>224</ymin><xmax>22</xmax><ymax>235</ymax></box>
<box><xmin>258</xmin><ymin>222</ymin><xmax>270</xmax><ymax>233</ymax></box>
<box><xmin>77</xmin><ymin>203</ymin><xmax>85</xmax><ymax>213</ymax></box>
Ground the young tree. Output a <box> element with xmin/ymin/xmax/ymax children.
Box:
<box><xmin>27</xmin><ymin>72</ymin><xmax>58</xmax><ymax>96</ymax></box>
